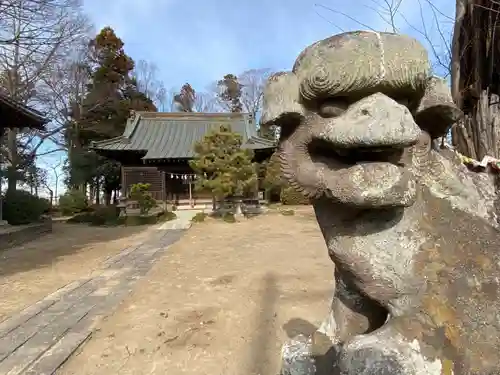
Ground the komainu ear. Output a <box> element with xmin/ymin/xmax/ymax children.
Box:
<box><xmin>414</xmin><ymin>76</ymin><xmax>463</xmax><ymax>139</ymax></box>
<box><xmin>261</xmin><ymin>71</ymin><xmax>305</xmax><ymax>137</ymax></box>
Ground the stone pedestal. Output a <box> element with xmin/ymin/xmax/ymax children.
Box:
<box><xmin>281</xmin><ymin>335</ymin><xmax>315</xmax><ymax>375</ymax></box>
<box><xmin>280</xmin><ymin>332</ymin><xmax>337</xmax><ymax>375</ymax></box>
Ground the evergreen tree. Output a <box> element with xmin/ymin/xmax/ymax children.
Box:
<box><xmin>217</xmin><ymin>74</ymin><xmax>242</xmax><ymax>112</ymax></box>
<box><xmin>69</xmin><ymin>27</ymin><xmax>156</xmax><ymax>204</ymax></box>
<box><xmin>189</xmin><ymin>126</ymin><xmax>257</xmax><ymax>200</ymax></box>
<box><xmin>80</xmin><ymin>26</ymin><xmax>156</xmax><ymax>141</ymax></box>
<box><xmin>173</xmin><ymin>83</ymin><xmax>196</xmax><ymax>112</ymax></box>
<box><xmin>263</xmin><ymin>152</ymin><xmax>284</xmax><ymax>191</ymax></box>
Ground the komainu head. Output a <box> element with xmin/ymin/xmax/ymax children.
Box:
<box><xmin>261</xmin><ymin>31</ymin><xmax>462</xmax><ymax>209</ymax></box>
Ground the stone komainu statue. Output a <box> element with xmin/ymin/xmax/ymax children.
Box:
<box><xmin>261</xmin><ymin>31</ymin><xmax>500</xmax><ymax>375</ymax></box>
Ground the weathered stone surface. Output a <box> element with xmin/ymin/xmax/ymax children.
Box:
<box><xmin>281</xmin><ymin>334</ymin><xmax>315</xmax><ymax>375</ymax></box>
<box><xmin>292</xmin><ymin>31</ymin><xmax>430</xmax><ymax>102</ymax></box>
<box><xmin>415</xmin><ymin>76</ymin><xmax>462</xmax><ymax>138</ymax></box>
<box><xmin>262</xmin><ymin>30</ymin><xmax>500</xmax><ymax>374</ymax></box>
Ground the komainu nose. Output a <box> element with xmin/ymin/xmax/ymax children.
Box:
<box><xmin>320</xmin><ymin>93</ymin><xmax>422</xmax><ymax>149</ymax></box>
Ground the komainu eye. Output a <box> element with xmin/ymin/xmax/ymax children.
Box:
<box><xmin>319</xmin><ymin>99</ymin><xmax>348</xmax><ymax>118</ymax></box>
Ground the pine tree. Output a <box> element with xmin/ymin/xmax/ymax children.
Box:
<box><xmin>189</xmin><ymin>126</ymin><xmax>257</xmax><ymax>200</ymax></box>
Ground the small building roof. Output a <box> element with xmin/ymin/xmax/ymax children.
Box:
<box><xmin>91</xmin><ymin>111</ymin><xmax>276</xmax><ymax>160</ymax></box>
<box><xmin>0</xmin><ymin>92</ymin><xmax>48</xmax><ymax>130</ymax></box>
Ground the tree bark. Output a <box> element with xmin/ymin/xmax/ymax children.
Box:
<box><xmin>104</xmin><ymin>190</ymin><xmax>112</xmax><ymax>206</ymax></box>
<box><xmin>450</xmin><ymin>0</ymin><xmax>500</xmax><ymax>160</ymax></box>
<box><xmin>6</xmin><ymin>129</ymin><xmax>19</xmax><ymax>194</ymax></box>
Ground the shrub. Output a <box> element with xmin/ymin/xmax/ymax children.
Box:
<box><xmin>84</xmin><ymin>204</ymin><xmax>100</xmax><ymax>212</ymax></box>
<box><xmin>129</xmin><ymin>183</ymin><xmax>156</xmax><ymax>214</ymax></box>
<box><xmin>280</xmin><ymin>186</ymin><xmax>310</xmax><ymax>205</ymax></box>
<box><xmin>192</xmin><ymin>212</ymin><xmax>207</xmax><ymax>222</ymax></box>
<box><xmin>67</xmin><ymin>206</ymin><xmax>120</xmax><ymax>226</ymax></box>
<box><xmin>116</xmin><ymin>215</ymin><xmax>155</xmax><ymax>226</ymax></box>
<box><xmin>158</xmin><ymin>211</ymin><xmax>177</xmax><ymax>222</ymax></box>
<box><xmin>263</xmin><ymin>152</ymin><xmax>284</xmax><ymax>203</ymax></box>
<box><xmin>116</xmin><ymin>210</ymin><xmax>175</xmax><ymax>226</ymax></box>
<box><xmin>89</xmin><ymin>206</ymin><xmax>120</xmax><ymax>226</ymax></box>
<box><xmin>59</xmin><ymin>190</ymin><xmax>88</xmax><ymax>215</ymax></box>
<box><xmin>48</xmin><ymin>205</ymin><xmax>61</xmax><ymax>216</ymax></box>
<box><xmin>222</xmin><ymin>212</ymin><xmax>236</xmax><ymax>223</ymax></box>
<box><xmin>2</xmin><ymin>189</ymin><xmax>51</xmax><ymax>225</ymax></box>
<box><xmin>67</xmin><ymin>207</ymin><xmax>175</xmax><ymax>227</ymax></box>
<box><xmin>66</xmin><ymin>212</ymin><xmax>94</xmax><ymax>224</ymax></box>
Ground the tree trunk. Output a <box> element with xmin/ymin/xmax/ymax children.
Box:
<box><xmin>89</xmin><ymin>184</ymin><xmax>95</xmax><ymax>205</ymax></box>
<box><xmin>48</xmin><ymin>189</ymin><xmax>54</xmax><ymax>207</ymax></box>
<box><xmin>450</xmin><ymin>0</ymin><xmax>500</xmax><ymax>160</ymax></box>
<box><xmin>104</xmin><ymin>189</ymin><xmax>112</xmax><ymax>206</ymax></box>
<box><xmin>95</xmin><ymin>179</ymin><xmax>100</xmax><ymax>205</ymax></box>
<box><xmin>6</xmin><ymin>23</ymin><xmax>24</xmax><ymax>195</ymax></box>
<box><xmin>450</xmin><ymin>0</ymin><xmax>475</xmax><ymax>158</ymax></box>
<box><xmin>70</xmin><ymin>135</ymin><xmax>87</xmax><ymax>193</ymax></box>
<box><xmin>6</xmin><ymin>129</ymin><xmax>19</xmax><ymax>194</ymax></box>
<box><xmin>451</xmin><ymin>0</ymin><xmax>467</xmax><ymax>107</ymax></box>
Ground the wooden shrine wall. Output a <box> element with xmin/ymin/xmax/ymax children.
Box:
<box><xmin>121</xmin><ymin>166</ymin><xmax>165</xmax><ymax>201</ymax></box>
<box><xmin>121</xmin><ymin>165</ymin><xmax>204</xmax><ymax>202</ymax></box>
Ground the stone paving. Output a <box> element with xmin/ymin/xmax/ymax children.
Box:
<box><xmin>0</xmin><ymin>215</ymin><xmax>194</xmax><ymax>375</ymax></box>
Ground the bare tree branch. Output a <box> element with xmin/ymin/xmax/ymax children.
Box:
<box><xmin>314</xmin><ymin>3</ymin><xmax>378</xmax><ymax>31</ymax></box>
<box><xmin>364</xmin><ymin>0</ymin><xmax>402</xmax><ymax>32</ymax></box>
<box><xmin>315</xmin><ymin>0</ymin><xmax>500</xmax><ymax>161</ymax></box>
<box><xmin>132</xmin><ymin>59</ymin><xmax>169</xmax><ymax>109</ymax></box>
<box><xmin>316</xmin><ymin>0</ymin><xmax>453</xmax><ymax>77</ymax></box>
<box><xmin>39</xmin><ymin>158</ymin><xmax>63</xmax><ymax>203</ymax></box>
<box><xmin>239</xmin><ymin>68</ymin><xmax>272</xmax><ymax>120</ymax></box>
<box><xmin>209</xmin><ymin>69</ymin><xmax>272</xmax><ymax>117</ymax></box>
<box><xmin>0</xmin><ymin>0</ymin><xmax>91</xmax><ymax>190</ymax></box>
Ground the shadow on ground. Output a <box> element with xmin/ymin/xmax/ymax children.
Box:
<box><xmin>283</xmin><ymin>318</ymin><xmax>319</xmax><ymax>338</ymax></box>
<box><xmin>53</xmin><ymin>209</ymin><xmax>334</xmax><ymax>375</ymax></box>
<box><xmin>244</xmin><ymin>272</ymin><xmax>335</xmax><ymax>375</ymax></box>
<box><xmin>0</xmin><ymin>222</ymin><xmax>149</xmax><ymax>277</ymax></box>
<box><xmin>244</xmin><ymin>272</ymin><xmax>280</xmax><ymax>375</ymax></box>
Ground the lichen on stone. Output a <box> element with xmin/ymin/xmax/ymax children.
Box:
<box><xmin>264</xmin><ymin>30</ymin><xmax>500</xmax><ymax>375</ymax></box>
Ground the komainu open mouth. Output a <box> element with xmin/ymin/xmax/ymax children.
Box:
<box><xmin>308</xmin><ymin>138</ymin><xmax>406</xmax><ymax>167</ymax></box>
<box><xmin>333</xmin><ymin>147</ymin><xmax>404</xmax><ymax>165</ymax></box>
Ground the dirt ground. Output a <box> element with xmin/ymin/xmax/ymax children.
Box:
<box><xmin>58</xmin><ymin>206</ymin><xmax>334</xmax><ymax>375</ymax></box>
<box><xmin>0</xmin><ymin>223</ymin><xmax>155</xmax><ymax>322</ymax></box>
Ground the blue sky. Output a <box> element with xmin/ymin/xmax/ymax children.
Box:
<box><xmin>39</xmin><ymin>0</ymin><xmax>455</xmax><ymax>196</ymax></box>
<box><xmin>82</xmin><ymin>0</ymin><xmax>454</xmax><ymax>89</ymax></box>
